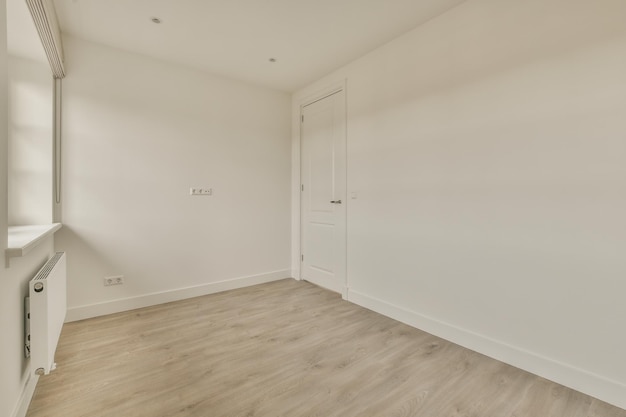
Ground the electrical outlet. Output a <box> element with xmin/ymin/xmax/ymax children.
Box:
<box><xmin>104</xmin><ymin>275</ymin><xmax>124</xmax><ymax>286</ymax></box>
<box><xmin>190</xmin><ymin>187</ymin><xmax>212</xmax><ymax>196</ymax></box>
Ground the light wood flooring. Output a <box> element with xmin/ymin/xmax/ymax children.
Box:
<box><xmin>27</xmin><ymin>279</ymin><xmax>626</xmax><ymax>417</ymax></box>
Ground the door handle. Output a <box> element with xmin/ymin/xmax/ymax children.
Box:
<box><xmin>330</xmin><ymin>200</ymin><xmax>342</xmax><ymax>204</ymax></box>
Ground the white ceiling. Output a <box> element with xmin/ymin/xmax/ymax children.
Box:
<box><xmin>7</xmin><ymin>0</ymin><xmax>48</xmax><ymax>63</ymax></box>
<box><xmin>52</xmin><ymin>0</ymin><xmax>465</xmax><ymax>92</ymax></box>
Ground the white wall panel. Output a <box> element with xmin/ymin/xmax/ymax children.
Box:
<box><xmin>7</xmin><ymin>56</ymin><xmax>53</xmax><ymax>225</ymax></box>
<box><xmin>294</xmin><ymin>0</ymin><xmax>626</xmax><ymax>408</ymax></box>
<box><xmin>57</xmin><ymin>36</ymin><xmax>292</xmax><ymax>314</ymax></box>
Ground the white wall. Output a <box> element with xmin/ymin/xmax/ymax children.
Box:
<box><xmin>57</xmin><ymin>36</ymin><xmax>292</xmax><ymax>320</ymax></box>
<box><xmin>8</xmin><ymin>56</ymin><xmax>54</xmax><ymax>225</ymax></box>
<box><xmin>293</xmin><ymin>0</ymin><xmax>626</xmax><ymax>409</ymax></box>
<box><xmin>1</xmin><ymin>3</ymin><xmax>56</xmax><ymax>417</ymax></box>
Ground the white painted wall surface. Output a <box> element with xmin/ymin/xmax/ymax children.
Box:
<box><xmin>8</xmin><ymin>56</ymin><xmax>53</xmax><ymax>226</ymax></box>
<box><xmin>293</xmin><ymin>0</ymin><xmax>626</xmax><ymax>409</ymax></box>
<box><xmin>1</xmin><ymin>3</ymin><xmax>56</xmax><ymax>417</ymax></box>
<box><xmin>57</xmin><ymin>37</ymin><xmax>292</xmax><ymax>320</ymax></box>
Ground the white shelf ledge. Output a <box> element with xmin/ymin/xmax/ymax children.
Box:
<box><xmin>6</xmin><ymin>223</ymin><xmax>63</xmax><ymax>267</ymax></box>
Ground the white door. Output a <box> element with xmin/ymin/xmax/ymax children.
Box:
<box><xmin>300</xmin><ymin>90</ymin><xmax>346</xmax><ymax>294</ymax></box>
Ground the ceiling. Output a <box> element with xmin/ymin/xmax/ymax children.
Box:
<box><xmin>7</xmin><ymin>0</ymin><xmax>48</xmax><ymax>63</ymax></box>
<box><xmin>52</xmin><ymin>0</ymin><xmax>466</xmax><ymax>92</ymax></box>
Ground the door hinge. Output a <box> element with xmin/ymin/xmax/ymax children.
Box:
<box><xmin>301</xmin><ymin>114</ymin><xmax>304</xmax><ymax>123</ymax></box>
<box><xmin>301</xmin><ymin>184</ymin><xmax>304</xmax><ymax>192</ymax></box>
<box><xmin>301</xmin><ymin>254</ymin><xmax>304</xmax><ymax>262</ymax></box>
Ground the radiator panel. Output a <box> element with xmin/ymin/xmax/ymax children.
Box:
<box><xmin>28</xmin><ymin>252</ymin><xmax>67</xmax><ymax>376</ymax></box>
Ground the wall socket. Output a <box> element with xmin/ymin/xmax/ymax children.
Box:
<box><xmin>190</xmin><ymin>187</ymin><xmax>212</xmax><ymax>196</ymax></box>
<box><xmin>104</xmin><ymin>275</ymin><xmax>124</xmax><ymax>286</ymax></box>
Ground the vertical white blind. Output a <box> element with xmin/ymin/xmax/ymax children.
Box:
<box><xmin>25</xmin><ymin>0</ymin><xmax>65</xmax><ymax>78</ymax></box>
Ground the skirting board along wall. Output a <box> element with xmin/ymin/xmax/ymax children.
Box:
<box><xmin>10</xmin><ymin>375</ymin><xmax>38</xmax><ymax>417</ymax></box>
<box><xmin>346</xmin><ymin>289</ymin><xmax>626</xmax><ymax>411</ymax></box>
<box><xmin>66</xmin><ymin>270</ymin><xmax>291</xmax><ymax>322</ymax></box>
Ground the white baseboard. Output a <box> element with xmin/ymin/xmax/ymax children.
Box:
<box><xmin>347</xmin><ymin>289</ymin><xmax>626</xmax><ymax>411</ymax></box>
<box><xmin>11</xmin><ymin>374</ymin><xmax>39</xmax><ymax>417</ymax></box>
<box><xmin>66</xmin><ymin>270</ymin><xmax>291</xmax><ymax>322</ymax></box>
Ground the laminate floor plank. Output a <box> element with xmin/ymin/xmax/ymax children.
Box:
<box><xmin>26</xmin><ymin>279</ymin><xmax>626</xmax><ymax>417</ymax></box>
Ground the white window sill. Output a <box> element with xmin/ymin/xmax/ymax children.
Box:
<box><xmin>6</xmin><ymin>223</ymin><xmax>62</xmax><ymax>267</ymax></box>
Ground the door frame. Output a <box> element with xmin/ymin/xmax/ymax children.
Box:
<box><xmin>293</xmin><ymin>79</ymin><xmax>348</xmax><ymax>299</ymax></box>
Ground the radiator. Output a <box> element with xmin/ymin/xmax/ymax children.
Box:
<box><xmin>25</xmin><ymin>252</ymin><xmax>67</xmax><ymax>376</ymax></box>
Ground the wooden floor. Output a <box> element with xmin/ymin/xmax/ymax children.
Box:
<box><xmin>28</xmin><ymin>279</ymin><xmax>626</xmax><ymax>417</ymax></box>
